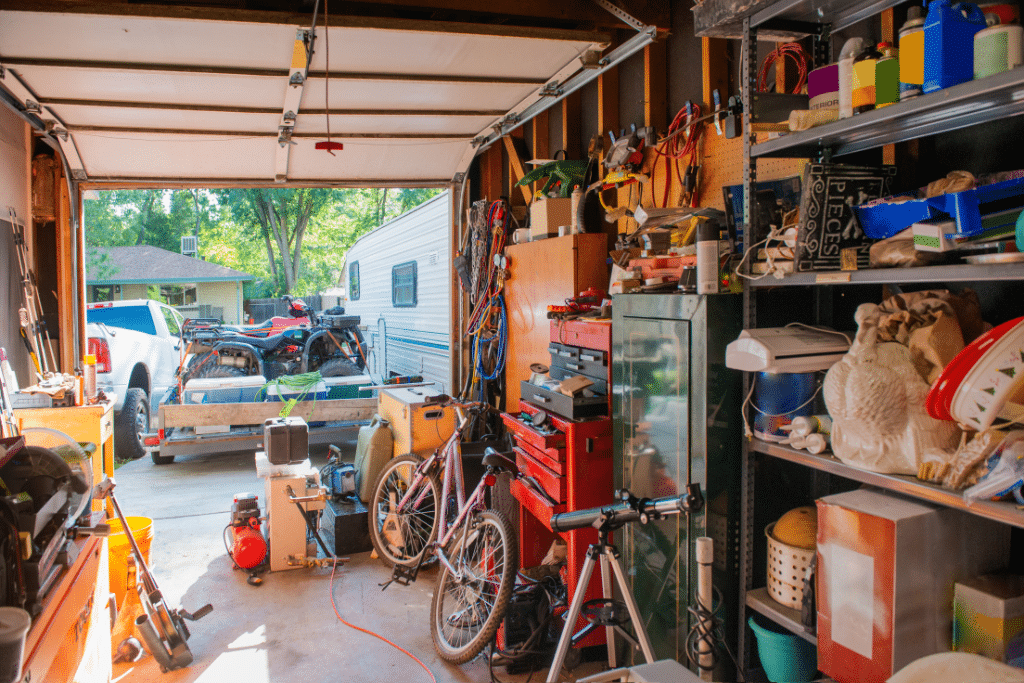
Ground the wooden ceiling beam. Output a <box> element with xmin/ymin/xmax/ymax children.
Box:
<box><xmin>1</xmin><ymin>1</ymin><xmax>613</xmax><ymax>43</ymax></box>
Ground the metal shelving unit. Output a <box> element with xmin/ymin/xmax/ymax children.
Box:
<box><xmin>736</xmin><ymin>1</ymin><xmax>1024</xmax><ymax>674</ymax></box>
<box><xmin>746</xmin><ymin>587</ymin><xmax>816</xmax><ymax>644</ymax></box>
<box><xmin>747</xmin><ymin>261</ymin><xmax>1024</xmax><ymax>287</ymax></box>
<box><xmin>752</xmin><ymin>440</ymin><xmax>1024</xmax><ymax>529</ymax></box>
<box><xmin>752</xmin><ymin>66</ymin><xmax>1024</xmax><ymax>159</ymax></box>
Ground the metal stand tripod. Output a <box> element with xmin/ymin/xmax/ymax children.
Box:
<box><xmin>544</xmin><ymin>486</ymin><xmax>705</xmax><ymax>683</ymax></box>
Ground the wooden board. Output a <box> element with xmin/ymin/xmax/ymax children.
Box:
<box><xmin>160</xmin><ymin>397</ymin><xmax>377</xmax><ymax>428</ymax></box>
<box><xmin>504</xmin><ymin>233</ymin><xmax>609</xmax><ymax>407</ymax></box>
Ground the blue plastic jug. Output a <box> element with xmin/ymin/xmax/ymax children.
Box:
<box><xmin>923</xmin><ymin>0</ymin><xmax>987</xmax><ymax>93</ymax></box>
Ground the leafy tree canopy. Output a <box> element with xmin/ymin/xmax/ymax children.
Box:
<box><xmin>85</xmin><ymin>187</ymin><xmax>440</xmax><ymax>298</ymax></box>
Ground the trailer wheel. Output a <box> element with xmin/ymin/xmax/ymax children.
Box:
<box><xmin>318</xmin><ymin>358</ymin><xmax>362</xmax><ymax>377</ymax></box>
<box><xmin>151</xmin><ymin>451</ymin><xmax>175</xmax><ymax>465</ymax></box>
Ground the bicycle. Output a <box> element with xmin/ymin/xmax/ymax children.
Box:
<box><xmin>367</xmin><ymin>398</ymin><xmax>521</xmax><ymax>664</ymax></box>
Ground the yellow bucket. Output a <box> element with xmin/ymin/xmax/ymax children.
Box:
<box><xmin>107</xmin><ymin>516</ymin><xmax>153</xmax><ymax>607</ymax></box>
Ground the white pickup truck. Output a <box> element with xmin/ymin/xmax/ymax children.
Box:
<box><xmin>86</xmin><ymin>299</ymin><xmax>185</xmax><ymax>461</ymax></box>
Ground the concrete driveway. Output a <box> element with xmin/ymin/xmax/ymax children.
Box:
<box><xmin>108</xmin><ymin>444</ymin><xmax>605</xmax><ymax>683</ymax></box>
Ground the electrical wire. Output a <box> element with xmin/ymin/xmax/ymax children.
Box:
<box><xmin>784</xmin><ymin>321</ymin><xmax>852</xmax><ymax>344</ymax></box>
<box><xmin>757</xmin><ymin>42</ymin><xmax>810</xmax><ymax>94</ymax></box>
<box><xmin>685</xmin><ymin>585</ymin><xmax>745</xmax><ymax>682</ymax></box>
<box><xmin>327</xmin><ymin>546</ymin><xmax>437</xmax><ymax>683</ymax></box>
<box><xmin>651</xmin><ymin>104</ymin><xmax>705</xmax><ymax>208</ymax></box>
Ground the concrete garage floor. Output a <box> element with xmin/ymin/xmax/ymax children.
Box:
<box><xmin>109</xmin><ymin>441</ymin><xmax>607</xmax><ymax>683</ymax></box>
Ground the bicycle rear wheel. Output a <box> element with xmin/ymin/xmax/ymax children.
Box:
<box><xmin>368</xmin><ymin>454</ymin><xmax>440</xmax><ymax>568</ymax></box>
<box><xmin>430</xmin><ymin>509</ymin><xmax>517</xmax><ymax>664</ymax></box>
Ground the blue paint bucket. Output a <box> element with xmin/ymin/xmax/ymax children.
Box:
<box><xmin>753</xmin><ymin>372</ymin><xmax>816</xmax><ymax>442</ymax></box>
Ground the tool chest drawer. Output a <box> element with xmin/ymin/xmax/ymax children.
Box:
<box><xmin>547</xmin><ymin>342</ymin><xmax>580</xmax><ymax>361</ymax></box>
<box><xmin>520</xmin><ymin>381</ymin><xmax>607</xmax><ymax>420</ymax></box>
<box><xmin>550</xmin><ymin>353</ymin><xmax>607</xmax><ymax>378</ymax></box>
<box><xmin>513</xmin><ymin>437</ymin><xmax>564</xmax><ymax>475</ymax></box>
<box><xmin>548</xmin><ymin>364</ymin><xmax>607</xmax><ymax>395</ymax></box>
<box><xmin>550</xmin><ymin>319</ymin><xmax>611</xmax><ymax>354</ymax></box>
<box><xmin>515</xmin><ymin>446</ymin><xmax>566</xmax><ymax>504</ymax></box>
<box><xmin>511</xmin><ymin>478</ymin><xmax>564</xmax><ymax>529</ymax></box>
<box><xmin>500</xmin><ymin>411</ymin><xmax>567</xmax><ymax>452</ymax></box>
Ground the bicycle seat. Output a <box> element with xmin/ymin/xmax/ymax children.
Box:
<box><xmin>482</xmin><ymin>448</ymin><xmax>518</xmax><ymax>476</ymax></box>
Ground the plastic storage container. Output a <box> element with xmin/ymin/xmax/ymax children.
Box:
<box><xmin>766</xmin><ymin>522</ymin><xmax>815</xmax><ymax>610</ymax></box>
<box><xmin>748</xmin><ymin>615</ymin><xmax>818</xmax><ymax>682</ymax></box>
<box><xmin>183</xmin><ymin>375</ymin><xmax>268</xmax><ymax>404</ymax></box>
<box><xmin>923</xmin><ymin>0</ymin><xmax>988</xmax><ymax>93</ymax></box>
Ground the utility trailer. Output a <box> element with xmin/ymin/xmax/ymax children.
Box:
<box><xmin>145</xmin><ymin>396</ymin><xmax>377</xmax><ymax>464</ymax></box>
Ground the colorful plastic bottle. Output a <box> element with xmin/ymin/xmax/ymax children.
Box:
<box><xmin>852</xmin><ymin>42</ymin><xmax>882</xmax><ymax>113</ymax></box>
<box><xmin>923</xmin><ymin>0</ymin><xmax>988</xmax><ymax>93</ymax></box>
<box><xmin>875</xmin><ymin>42</ymin><xmax>900</xmax><ymax>107</ymax></box>
<box><xmin>900</xmin><ymin>6</ymin><xmax>926</xmax><ymax>100</ymax></box>
<box><xmin>838</xmin><ymin>37</ymin><xmax>866</xmax><ymax>119</ymax></box>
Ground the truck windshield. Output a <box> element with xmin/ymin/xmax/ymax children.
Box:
<box><xmin>87</xmin><ymin>306</ymin><xmax>157</xmax><ymax>336</ymax></box>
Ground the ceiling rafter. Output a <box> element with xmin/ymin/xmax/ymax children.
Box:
<box><xmin>2</xmin><ymin>1</ymin><xmax>613</xmax><ymax>42</ymax></box>
<box><xmin>68</xmin><ymin>125</ymin><xmax>473</xmax><ymax>139</ymax></box>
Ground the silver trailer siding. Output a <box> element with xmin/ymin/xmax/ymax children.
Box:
<box><xmin>343</xmin><ymin>192</ymin><xmax>451</xmax><ymax>391</ymax></box>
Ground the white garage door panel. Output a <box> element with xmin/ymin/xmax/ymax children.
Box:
<box><xmin>11</xmin><ymin>66</ymin><xmax>286</xmax><ymax>109</ymax></box>
<box><xmin>292</xmin><ymin>114</ymin><xmax>494</xmax><ymax>135</ymax></box>
<box><xmin>286</xmin><ymin>138</ymin><xmax>465</xmax><ymax>181</ymax></box>
<box><xmin>1</xmin><ymin>11</ymin><xmax>598</xmax><ymax>79</ymax></box>
<box><xmin>13</xmin><ymin>65</ymin><xmax>535</xmax><ymax>113</ymax></box>
<box><xmin>51</xmin><ymin>104</ymin><xmax>281</xmax><ymax>133</ymax></box>
<box><xmin>73</xmin><ymin>132</ymin><xmax>277</xmax><ymax>179</ymax></box>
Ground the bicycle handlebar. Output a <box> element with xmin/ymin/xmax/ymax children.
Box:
<box><xmin>550</xmin><ymin>484</ymin><xmax>704</xmax><ymax>533</ymax></box>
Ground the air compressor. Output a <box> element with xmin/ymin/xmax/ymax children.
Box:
<box><xmin>226</xmin><ymin>492</ymin><xmax>268</xmax><ymax>585</ymax></box>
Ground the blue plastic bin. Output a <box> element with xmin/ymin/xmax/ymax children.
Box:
<box><xmin>748</xmin><ymin>615</ymin><xmax>818</xmax><ymax>682</ymax></box>
<box><xmin>855</xmin><ymin>175</ymin><xmax>1024</xmax><ymax>239</ymax></box>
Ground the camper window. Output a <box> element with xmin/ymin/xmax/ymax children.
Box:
<box><xmin>349</xmin><ymin>261</ymin><xmax>360</xmax><ymax>301</ymax></box>
<box><xmin>392</xmin><ymin>261</ymin><xmax>417</xmax><ymax>307</ymax></box>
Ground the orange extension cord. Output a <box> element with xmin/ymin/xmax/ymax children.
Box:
<box><xmin>328</xmin><ymin>560</ymin><xmax>438</xmax><ymax>683</ymax></box>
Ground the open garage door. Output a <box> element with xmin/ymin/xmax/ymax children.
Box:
<box><xmin>0</xmin><ymin>3</ymin><xmax>662</xmax><ymax>186</ymax></box>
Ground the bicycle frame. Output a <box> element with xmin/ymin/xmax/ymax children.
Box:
<box><xmin>392</xmin><ymin>405</ymin><xmax>492</xmax><ymax>579</ymax></box>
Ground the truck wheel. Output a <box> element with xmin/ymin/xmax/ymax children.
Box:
<box><xmin>152</xmin><ymin>452</ymin><xmax>175</xmax><ymax>465</ymax></box>
<box><xmin>115</xmin><ymin>388</ymin><xmax>150</xmax><ymax>461</ymax></box>
<box><xmin>319</xmin><ymin>358</ymin><xmax>362</xmax><ymax>377</ymax></box>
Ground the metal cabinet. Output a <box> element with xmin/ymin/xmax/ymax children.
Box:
<box><xmin>611</xmin><ymin>293</ymin><xmax>743</xmax><ymax>672</ymax></box>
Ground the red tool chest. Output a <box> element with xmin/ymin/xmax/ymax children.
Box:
<box><xmin>503</xmin><ymin>402</ymin><xmax>614</xmax><ymax>649</ymax></box>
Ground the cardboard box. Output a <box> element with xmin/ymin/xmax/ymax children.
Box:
<box><xmin>816</xmin><ymin>488</ymin><xmax>1010</xmax><ymax>683</ymax></box>
<box><xmin>530</xmin><ymin>197</ymin><xmax>572</xmax><ymax>240</ymax></box>
<box><xmin>954</xmin><ymin>574</ymin><xmax>1024</xmax><ymax>668</ymax></box>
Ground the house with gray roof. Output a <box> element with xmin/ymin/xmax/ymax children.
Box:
<box><xmin>87</xmin><ymin>246</ymin><xmax>254</xmax><ymax>323</ymax></box>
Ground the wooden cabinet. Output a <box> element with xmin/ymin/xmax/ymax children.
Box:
<box><xmin>504</xmin><ymin>234</ymin><xmax>609</xmax><ymax>407</ymax></box>
<box><xmin>22</xmin><ymin>530</ymin><xmax>111</xmax><ymax>683</ymax></box>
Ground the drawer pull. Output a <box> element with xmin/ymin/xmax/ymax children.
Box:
<box><xmin>568</xmin><ymin>363</ymin><xmax>583</xmax><ymax>371</ymax></box>
<box><xmin>581</xmin><ymin>354</ymin><xmax>599</xmax><ymax>362</ymax></box>
<box><xmin>535</xmin><ymin>395</ymin><xmax>550</xmax><ymax>403</ymax></box>
<box><xmin>586</xmin><ymin>438</ymin><xmax>594</xmax><ymax>453</ymax></box>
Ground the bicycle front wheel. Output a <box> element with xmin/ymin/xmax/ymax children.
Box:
<box><xmin>368</xmin><ymin>454</ymin><xmax>440</xmax><ymax>568</ymax></box>
<box><xmin>430</xmin><ymin>509</ymin><xmax>517</xmax><ymax>664</ymax></box>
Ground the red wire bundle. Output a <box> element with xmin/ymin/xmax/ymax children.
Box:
<box><xmin>465</xmin><ymin>200</ymin><xmax>509</xmax><ymax>334</ymax></box>
<box><xmin>757</xmin><ymin>42</ymin><xmax>810</xmax><ymax>93</ymax></box>
<box><xmin>653</xmin><ymin>103</ymin><xmax>704</xmax><ymax>208</ymax></box>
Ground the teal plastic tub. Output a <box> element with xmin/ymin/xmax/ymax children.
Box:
<box><xmin>748</xmin><ymin>615</ymin><xmax>818</xmax><ymax>682</ymax></box>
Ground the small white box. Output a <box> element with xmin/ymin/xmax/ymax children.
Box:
<box><xmin>912</xmin><ymin>218</ymin><xmax>957</xmax><ymax>252</ymax></box>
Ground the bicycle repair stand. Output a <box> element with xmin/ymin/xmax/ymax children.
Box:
<box><xmin>545</xmin><ymin>486</ymin><xmax>705</xmax><ymax>683</ymax></box>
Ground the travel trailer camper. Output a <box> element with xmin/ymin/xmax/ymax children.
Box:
<box><xmin>342</xmin><ymin>192</ymin><xmax>452</xmax><ymax>391</ymax></box>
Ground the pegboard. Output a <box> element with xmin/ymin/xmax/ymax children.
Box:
<box><xmin>614</xmin><ymin>128</ymin><xmax>808</xmax><ymax>234</ymax></box>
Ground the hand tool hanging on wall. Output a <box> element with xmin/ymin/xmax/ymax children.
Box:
<box><xmin>8</xmin><ymin>209</ymin><xmax>57</xmax><ymax>378</ymax></box>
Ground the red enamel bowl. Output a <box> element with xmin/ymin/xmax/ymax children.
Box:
<box><xmin>926</xmin><ymin>316</ymin><xmax>1024</xmax><ymax>421</ymax></box>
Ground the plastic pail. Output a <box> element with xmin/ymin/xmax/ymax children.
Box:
<box><xmin>748</xmin><ymin>615</ymin><xmax>817</xmax><ymax>682</ymax></box>
<box><xmin>108</xmin><ymin>516</ymin><xmax>153</xmax><ymax>607</ymax></box>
